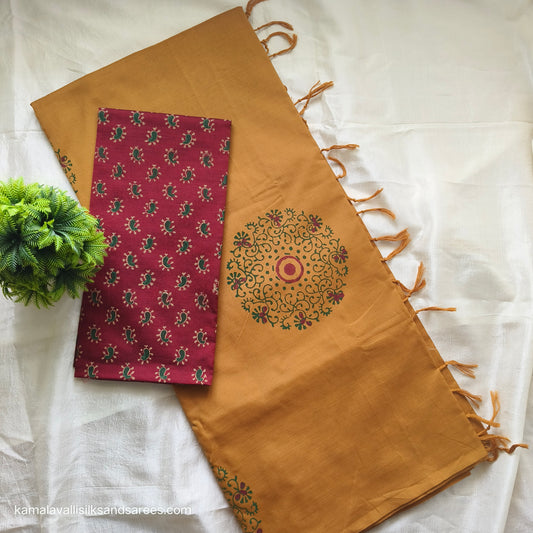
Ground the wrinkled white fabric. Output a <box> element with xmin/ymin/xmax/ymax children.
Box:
<box><xmin>1</xmin><ymin>1</ymin><xmax>532</xmax><ymax>532</ymax></box>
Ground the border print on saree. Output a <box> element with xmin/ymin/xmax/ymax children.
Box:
<box><xmin>226</xmin><ymin>208</ymin><xmax>348</xmax><ymax>330</ymax></box>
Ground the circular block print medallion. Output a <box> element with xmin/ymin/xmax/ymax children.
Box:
<box><xmin>226</xmin><ymin>208</ymin><xmax>348</xmax><ymax>330</ymax></box>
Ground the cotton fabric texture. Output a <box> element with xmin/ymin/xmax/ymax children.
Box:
<box><xmin>32</xmin><ymin>6</ymin><xmax>495</xmax><ymax>532</ymax></box>
<box><xmin>74</xmin><ymin>108</ymin><xmax>230</xmax><ymax>385</ymax></box>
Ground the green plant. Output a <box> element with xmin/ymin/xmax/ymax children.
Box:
<box><xmin>0</xmin><ymin>178</ymin><xmax>107</xmax><ymax>307</ymax></box>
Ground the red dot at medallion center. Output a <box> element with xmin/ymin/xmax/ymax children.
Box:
<box><xmin>284</xmin><ymin>263</ymin><xmax>296</xmax><ymax>275</ymax></box>
<box><xmin>275</xmin><ymin>255</ymin><xmax>304</xmax><ymax>283</ymax></box>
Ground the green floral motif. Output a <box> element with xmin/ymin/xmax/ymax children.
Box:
<box><xmin>211</xmin><ymin>466</ymin><xmax>263</xmax><ymax>533</ymax></box>
<box><xmin>226</xmin><ymin>208</ymin><xmax>348</xmax><ymax>329</ymax></box>
<box><xmin>54</xmin><ymin>148</ymin><xmax>78</xmax><ymax>193</ymax></box>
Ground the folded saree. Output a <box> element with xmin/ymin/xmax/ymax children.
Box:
<box><xmin>31</xmin><ymin>5</ymin><xmax>520</xmax><ymax>531</ymax></box>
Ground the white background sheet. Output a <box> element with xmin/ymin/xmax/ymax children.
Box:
<box><xmin>1</xmin><ymin>1</ymin><xmax>532</xmax><ymax>531</ymax></box>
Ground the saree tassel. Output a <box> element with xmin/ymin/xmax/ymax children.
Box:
<box><xmin>394</xmin><ymin>262</ymin><xmax>426</xmax><ymax>297</ymax></box>
<box><xmin>245</xmin><ymin>0</ymin><xmax>269</xmax><ymax>18</ymax></box>
<box><xmin>349</xmin><ymin>187</ymin><xmax>383</xmax><ymax>203</ymax></box>
<box><xmin>451</xmin><ymin>388</ymin><xmax>482</xmax><ymax>409</ymax></box>
<box><xmin>438</xmin><ymin>360</ymin><xmax>478</xmax><ymax>379</ymax></box>
<box><xmin>354</xmin><ymin>207</ymin><xmax>396</xmax><ymax>220</ymax></box>
<box><xmin>254</xmin><ymin>20</ymin><xmax>294</xmax><ymax>32</ymax></box>
<box><xmin>260</xmin><ymin>31</ymin><xmax>298</xmax><ymax>59</ymax></box>
<box><xmin>372</xmin><ymin>229</ymin><xmax>411</xmax><ymax>262</ymax></box>
<box><xmin>415</xmin><ymin>306</ymin><xmax>456</xmax><ymax>314</ymax></box>
<box><xmin>294</xmin><ymin>80</ymin><xmax>334</xmax><ymax>116</ymax></box>
<box><xmin>321</xmin><ymin>144</ymin><xmax>359</xmax><ymax>180</ymax></box>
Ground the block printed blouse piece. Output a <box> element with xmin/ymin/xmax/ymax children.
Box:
<box><xmin>32</xmin><ymin>6</ymin><xmax>512</xmax><ymax>532</ymax></box>
<box><xmin>74</xmin><ymin>108</ymin><xmax>231</xmax><ymax>385</ymax></box>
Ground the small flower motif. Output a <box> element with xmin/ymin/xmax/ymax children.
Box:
<box><xmin>252</xmin><ymin>305</ymin><xmax>269</xmax><ymax>324</ymax></box>
<box><xmin>155</xmin><ymin>365</ymin><xmax>171</xmax><ymax>383</ymax></box>
<box><xmin>233</xmin><ymin>231</ymin><xmax>252</xmax><ymax>249</ymax></box>
<box><xmin>139</xmin><ymin>308</ymin><xmax>155</xmax><ymax>327</ymax></box>
<box><xmin>199</xmin><ymin>151</ymin><xmax>213</xmax><ymax>168</ymax></box>
<box><xmin>101</xmin><ymin>345</ymin><xmax>118</xmax><ymax>363</ymax></box>
<box><xmin>175</xmin><ymin>309</ymin><xmax>190</xmax><ymax>327</ymax></box>
<box><xmin>161</xmin><ymin>217</ymin><xmax>175</xmax><ymax>235</ymax></box>
<box><xmin>89</xmin><ymin>289</ymin><xmax>103</xmax><ymax>307</ymax></box>
<box><xmin>98</xmin><ymin>108</ymin><xmax>109</xmax><ymax>124</ymax></box>
<box><xmin>218</xmin><ymin>207</ymin><xmax>225</xmax><ymax>224</ymax></box>
<box><xmin>92</xmin><ymin>181</ymin><xmax>107</xmax><ymax>197</ymax></box>
<box><xmin>122</xmin><ymin>326</ymin><xmax>137</xmax><ymax>344</ymax></box>
<box><xmin>174</xmin><ymin>347</ymin><xmax>189</xmax><ymax>366</ymax></box>
<box><xmin>200</xmin><ymin>117</ymin><xmax>214</xmax><ymax>132</ymax></box>
<box><xmin>195</xmin><ymin>255</ymin><xmax>209</xmax><ymax>274</ymax></box>
<box><xmin>111</xmin><ymin>162</ymin><xmax>125</xmax><ymax>180</ymax></box>
<box><xmin>181</xmin><ymin>166</ymin><xmax>195</xmax><ymax>183</ymax></box>
<box><xmin>84</xmin><ymin>362</ymin><xmax>99</xmax><ymax>379</ymax></box>
<box><xmin>146</xmin><ymin>165</ymin><xmax>161</xmax><ymax>181</ymax></box>
<box><xmin>219</xmin><ymin>137</ymin><xmax>230</xmax><ymax>154</ymax></box>
<box><xmin>176</xmin><ymin>272</ymin><xmax>191</xmax><ymax>291</ymax></box>
<box><xmin>129</xmin><ymin>146</ymin><xmax>144</xmax><ymax>164</ymax></box>
<box><xmin>179</xmin><ymin>201</ymin><xmax>193</xmax><ymax>218</ymax></box>
<box><xmin>220</xmin><ymin>173</ymin><xmax>228</xmax><ymax>188</ymax></box>
<box><xmin>326</xmin><ymin>290</ymin><xmax>345</xmax><ymax>305</ymax></box>
<box><xmin>105</xmin><ymin>306</ymin><xmax>120</xmax><ymax>325</ymax></box>
<box><xmin>198</xmin><ymin>184</ymin><xmax>213</xmax><ymax>202</ymax></box>
<box><xmin>95</xmin><ymin>145</ymin><xmax>109</xmax><ymax>162</ymax></box>
<box><xmin>332</xmin><ymin>246</ymin><xmax>348</xmax><ymax>263</ymax></box>
<box><xmin>139</xmin><ymin>269</ymin><xmax>155</xmax><ymax>289</ymax></box>
<box><xmin>119</xmin><ymin>364</ymin><xmax>135</xmax><ymax>381</ymax></box>
<box><xmin>177</xmin><ymin>237</ymin><xmax>192</xmax><ymax>255</ymax></box>
<box><xmin>129</xmin><ymin>182</ymin><xmax>142</xmax><ymax>199</ymax></box>
<box><xmin>107</xmin><ymin>233</ymin><xmax>121</xmax><ymax>250</ymax></box>
<box><xmin>195</xmin><ymin>292</ymin><xmax>209</xmax><ymax>311</ymax></box>
<box><xmin>214</xmin><ymin>241</ymin><xmax>222</xmax><ymax>259</ymax></box>
<box><xmin>196</xmin><ymin>220</ymin><xmax>210</xmax><ymax>238</ymax></box>
<box><xmin>87</xmin><ymin>325</ymin><xmax>101</xmax><ymax>343</ymax></box>
<box><xmin>145</xmin><ymin>127</ymin><xmax>161</xmax><ymax>145</ymax></box>
<box><xmin>144</xmin><ymin>199</ymin><xmax>158</xmax><ymax>217</ymax></box>
<box><xmin>104</xmin><ymin>268</ymin><xmax>120</xmax><ymax>286</ymax></box>
<box><xmin>108</xmin><ymin>198</ymin><xmax>124</xmax><ymax>216</ymax></box>
<box><xmin>191</xmin><ymin>366</ymin><xmax>208</xmax><ymax>384</ymax></box>
<box><xmin>138</xmin><ymin>345</ymin><xmax>153</xmax><ymax>364</ymax></box>
<box><xmin>123</xmin><ymin>289</ymin><xmax>137</xmax><ymax>308</ymax></box>
<box><xmin>193</xmin><ymin>329</ymin><xmax>209</xmax><ymax>348</ymax></box>
<box><xmin>123</xmin><ymin>251</ymin><xmax>138</xmax><ymax>270</ymax></box>
<box><xmin>295</xmin><ymin>312</ymin><xmax>312</xmax><ymax>330</ymax></box>
<box><xmin>212</xmin><ymin>278</ymin><xmax>219</xmax><ymax>295</ymax></box>
<box><xmin>158</xmin><ymin>290</ymin><xmax>174</xmax><ymax>308</ymax></box>
<box><xmin>157</xmin><ymin>327</ymin><xmax>172</xmax><ymax>345</ymax></box>
<box><xmin>74</xmin><ymin>344</ymin><xmax>83</xmax><ymax>362</ymax></box>
<box><xmin>266</xmin><ymin>209</ymin><xmax>282</xmax><ymax>227</ymax></box>
<box><xmin>234</xmin><ymin>482</ymin><xmax>252</xmax><ymax>504</ymax></box>
<box><xmin>130</xmin><ymin>111</ymin><xmax>145</xmax><ymax>126</ymax></box>
<box><xmin>110</xmin><ymin>124</ymin><xmax>126</xmax><ymax>142</ymax></box>
<box><xmin>181</xmin><ymin>130</ymin><xmax>196</xmax><ymax>147</ymax></box>
<box><xmin>125</xmin><ymin>217</ymin><xmax>141</xmax><ymax>234</ymax></box>
<box><xmin>227</xmin><ymin>272</ymin><xmax>246</xmax><ymax>292</ymax></box>
<box><xmin>164</xmin><ymin>147</ymin><xmax>179</xmax><ymax>166</ymax></box>
<box><xmin>166</xmin><ymin>114</ymin><xmax>179</xmax><ymax>129</ymax></box>
<box><xmin>309</xmin><ymin>214</ymin><xmax>322</xmax><ymax>233</ymax></box>
<box><xmin>141</xmin><ymin>235</ymin><xmax>156</xmax><ymax>253</ymax></box>
<box><xmin>163</xmin><ymin>183</ymin><xmax>178</xmax><ymax>200</ymax></box>
<box><xmin>159</xmin><ymin>254</ymin><xmax>174</xmax><ymax>270</ymax></box>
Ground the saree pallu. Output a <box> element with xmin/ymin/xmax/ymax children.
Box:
<box><xmin>32</xmin><ymin>6</ymin><xmax>501</xmax><ymax>531</ymax></box>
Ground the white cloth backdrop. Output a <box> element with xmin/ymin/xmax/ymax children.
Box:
<box><xmin>1</xmin><ymin>1</ymin><xmax>532</xmax><ymax>531</ymax></box>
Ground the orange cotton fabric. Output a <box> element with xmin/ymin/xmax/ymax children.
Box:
<box><xmin>32</xmin><ymin>7</ymin><xmax>490</xmax><ymax>532</ymax></box>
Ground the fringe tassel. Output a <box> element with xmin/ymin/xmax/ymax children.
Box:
<box><xmin>372</xmin><ymin>229</ymin><xmax>411</xmax><ymax>262</ymax></box>
<box><xmin>474</xmin><ymin>392</ymin><xmax>528</xmax><ymax>462</ymax></box>
<box><xmin>260</xmin><ymin>31</ymin><xmax>297</xmax><ymax>58</ymax></box>
<box><xmin>438</xmin><ymin>360</ymin><xmax>478</xmax><ymax>379</ymax></box>
<box><xmin>354</xmin><ymin>207</ymin><xmax>396</xmax><ymax>220</ymax></box>
<box><xmin>294</xmin><ymin>81</ymin><xmax>334</xmax><ymax>116</ymax></box>
<box><xmin>394</xmin><ymin>262</ymin><xmax>426</xmax><ymax>297</ymax></box>
<box><xmin>321</xmin><ymin>144</ymin><xmax>359</xmax><ymax>180</ymax></box>
<box><xmin>254</xmin><ymin>20</ymin><xmax>294</xmax><ymax>31</ymax></box>
<box><xmin>349</xmin><ymin>188</ymin><xmax>383</xmax><ymax>203</ymax></box>
<box><xmin>245</xmin><ymin>0</ymin><xmax>268</xmax><ymax>18</ymax></box>
<box><xmin>452</xmin><ymin>388</ymin><xmax>482</xmax><ymax>408</ymax></box>
<box><xmin>415</xmin><ymin>306</ymin><xmax>456</xmax><ymax>314</ymax></box>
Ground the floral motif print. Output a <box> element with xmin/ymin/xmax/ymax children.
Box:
<box><xmin>227</xmin><ymin>208</ymin><xmax>348</xmax><ymax>330</ymax></box>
